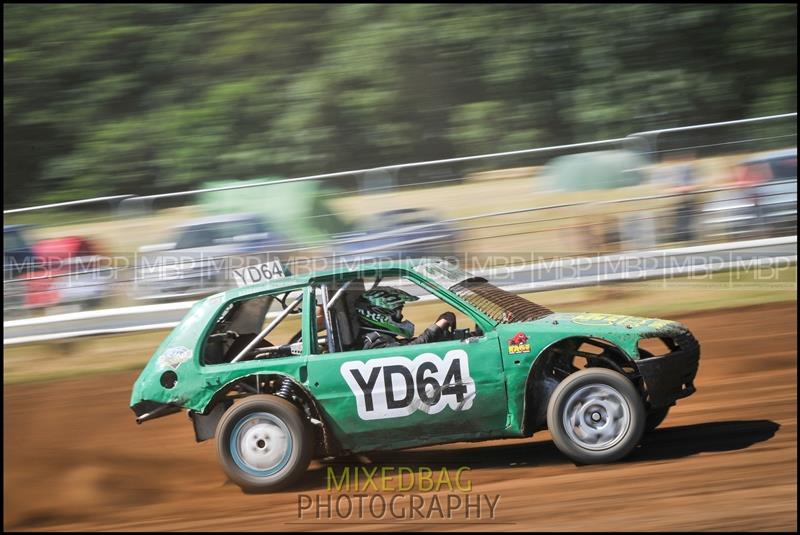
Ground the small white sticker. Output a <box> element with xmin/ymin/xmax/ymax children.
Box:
<box><xmin>157</xmin><ymin>346</ymin><xmax>192</xmax><ymax>370</ymax></box>
<box><xmin>231</xmin><ymin>259</ymin><xmax>287</xmax><ymax>287</ymax></box>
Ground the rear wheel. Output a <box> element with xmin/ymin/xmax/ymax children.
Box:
<box><xmin>547</xmin><ymin>368</ymin><xmax>646</xmax><ymax>464</ymax></box>
<box><xmin>216</xmin><ymin>395</ymin><xmax>313</xmax><ymax>492</ymax></box>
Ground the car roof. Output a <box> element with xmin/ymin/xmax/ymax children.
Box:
<box><xmin>381</xmin><ymin>208</ymin><xmax>427</xmax><ymax>217</ymax></box>
<box><xmin>368</xmin><ymin>209</ymin><xmax>440</xmax><ymax>228</ymax></box>
<box><xmin>173</xmin><ymin>213</ymin><xmax>263</xmax><ymax>229</ymax></box>
<box><xmin>211</xmin><ymin>258</ymin><xmax>446</xmax><ymax>301</ymax></box>
<box><xmin>741</xmin><ymin>148</ymin><xmax>797</xmax><ymax>165</ymax></box>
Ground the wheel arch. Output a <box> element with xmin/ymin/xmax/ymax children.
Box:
<box><xmin>520</xmin><ymin>335</ymin><xmax>640</xmax><ymax>435</ymax></box>
<box><xmin>191</xmin><ymin>372</ymin><xmax>341</xmax><ymax>456</ymax></box>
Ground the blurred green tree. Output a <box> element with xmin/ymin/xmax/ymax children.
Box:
<box><xmin>3</xmin><ymin>4</ymin><xmax>796</xmax><ymax>207</ymax></box>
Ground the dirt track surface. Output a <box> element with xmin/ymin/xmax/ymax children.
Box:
<box><xmin>4</xmin><ymin>303</ymin><xmax>797</xmax><ymax>531</ymax></box>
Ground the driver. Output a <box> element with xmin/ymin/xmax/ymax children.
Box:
<box><xmin>353</xmin><ymin>286</ymin><xmax>456</xmax><ymax>350</ymax></box>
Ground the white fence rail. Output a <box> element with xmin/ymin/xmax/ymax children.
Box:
<box><xmin>4</xmin><ymin>112</ymin><xmax>795</xmax><ymax>215</ymax></box>
<box><xmin>4</xmin><ymin>235</ymin><xmax>795</xmax><ymax>345</ymax></box>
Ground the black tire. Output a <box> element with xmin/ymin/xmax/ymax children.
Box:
<box><xmin>645</xmin><ymin>406</ymin><xmax>671</xmax><ymax>433</ymax></box>
<box><xmin>547</xmin><ymin>368</ymin><xmax>646</xmax><ymax>464</ymax></box>
<box><xmin>215</xmin><ymin>395</ymin><xmax>313</xmax><ymax>492</ymax></box>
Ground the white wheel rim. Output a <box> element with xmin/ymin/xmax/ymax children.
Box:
<box><xmin>230</xmin><ymin>412</ymin><xmax>292</xmax><ymax>476</ymax></box>
<box><xmin>562</xmin><ymin>383</ymin><xmax>631</xmax><ymax>451</ymax></box>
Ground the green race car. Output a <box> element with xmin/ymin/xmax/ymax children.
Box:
<box><xmin>131</xmin><ymin>258</ymin><xmax>700</xmax><ymax>491</ymax></box>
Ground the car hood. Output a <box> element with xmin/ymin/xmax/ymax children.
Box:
<box><xmin>502</xmin><ymin>312</ymin><xmax>690</xmax><ymax>360</ymax></box>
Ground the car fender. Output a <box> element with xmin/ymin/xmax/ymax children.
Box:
<box><xmin>520</xmin><ymin>334</ymin><xmax>634</xmax><ymax>435</ymax></box>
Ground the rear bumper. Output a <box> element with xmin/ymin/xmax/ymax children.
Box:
<box><xmin>131</xmin><ymin>400</ymin><xmax>182</xmax><ymax>424</ymax></box>
<box><xmin>637</xmin><ymin>331</ymin><xmax>700</xmax><ymax>408</ymax></box>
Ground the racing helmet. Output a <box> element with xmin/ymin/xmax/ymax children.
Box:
<box><xmin>355</xmin><ymin>286</ymin><xmax>419</xmax><ymax>338</ymax></box>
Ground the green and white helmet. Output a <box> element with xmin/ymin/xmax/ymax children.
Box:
<box><xmin>356</xmin><ymin>286</ymin><xmax>419</xmax><ymax>338</ymax></box>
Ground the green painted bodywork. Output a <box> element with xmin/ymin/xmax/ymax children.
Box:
<box><xmin>131</xmin><ymin>259</ymin><xmax>690</xmax><ymax>453</ymax></box>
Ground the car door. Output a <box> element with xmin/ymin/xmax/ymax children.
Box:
<box><xmin>307</xmin><ymin>303</ymin><xmax>508</xmax><ymax>452</ymax></box>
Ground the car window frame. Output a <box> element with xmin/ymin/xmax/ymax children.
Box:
<box><xmin>310</xmin><ymin>268</ymin><xmax>496</xmax><ymax>357</ymax></box>
<box><xmin>197</xmin><ymin>283</ymin><xmax>312</xmax><ymax>366</ymax></box>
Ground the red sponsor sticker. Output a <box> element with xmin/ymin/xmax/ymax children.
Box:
<box><xmin>508</xmin><ymin>332</ymin><xmax>531</xmax><ymax>355</ymax></box>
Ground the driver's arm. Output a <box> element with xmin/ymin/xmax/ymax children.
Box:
<box><xmin>406</xmin><ymin>312</ymin><xmax>455</xmax><ymax>345</ymax></box>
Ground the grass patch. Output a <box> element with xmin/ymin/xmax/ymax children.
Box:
<box><xmin>522</xmin><ymin>265</ymin><xmax>796</xmax><ymax>318</ymax></box>
<box><xmin>3</xmin><ymin>331</ymin><xmax>169</xmax><ymax>385</ymax></box>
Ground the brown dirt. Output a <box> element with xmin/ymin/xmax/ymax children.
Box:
<box><xmin>3</xmin><ymin>303</ymin><xmax>797</xmax><ymax>531</ymax></box>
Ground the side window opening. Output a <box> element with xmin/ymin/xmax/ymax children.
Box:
<box><xmin>311</xmin><ymin>286</ymin><xmax>330</xmax><ymax>355</ymax></box>
<box><xmin>770</xmin><ymin>157</ymin><xmax>797</xmax><ymax>182</ymax></box>
<box><xmin>392</xmin><ymin>276</ymin><xmax>479</xmax><ymax>341</ymax></box>
<box><xmin>315</xmin><ymin>274</ymin><xmax>483</xmax><ymax>354</ymax></box>
<box><xmin>312</xmin><ymin>278</ymin><xmax>367</xmax><ymax>355</ymax></box>
<box><xmin>202</xmin><ymin>289</ymin><xmax>304</xmax><ymax>365</ymax></box>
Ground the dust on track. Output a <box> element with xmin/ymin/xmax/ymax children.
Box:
<box><xmin>3</xmin><ymin>303</ymin><xmax>797</xmax><ymax>531</ymax></box>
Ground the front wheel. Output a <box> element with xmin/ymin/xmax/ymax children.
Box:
<box><xmin>215</xmin><ymin>395</ymin><xmax>313</xmax><ymax>492</ymax></box>
<box><xmin>645</xmin><ymin>406</ymin><xmax>671</xmax><ymax>432</ymax></box>
<box><xmin>547</xmin><ymin>368</ymin><xmax>645</xmax><ymax>464</ymax></box>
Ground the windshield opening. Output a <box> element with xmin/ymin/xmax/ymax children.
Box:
<box><xmin>413</xmin><ymin>260</ymin><xmax>553</xmax><ymax>324</ymax></box>
<box><xmin>449</xmin><ymin>278</ymin><xmax>553</xmax><ymax>324</ymax></box>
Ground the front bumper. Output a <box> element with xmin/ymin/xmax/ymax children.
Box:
<box><xmin>636</xmin><ymin>330</ymin><xmax>700</xmax><ymax>408</ymax></box>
